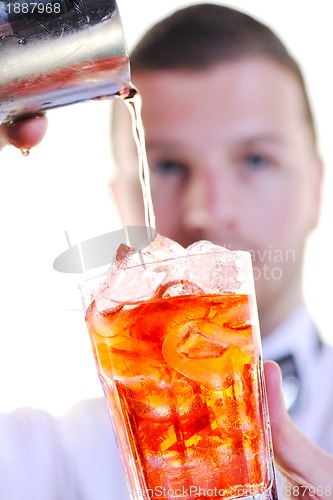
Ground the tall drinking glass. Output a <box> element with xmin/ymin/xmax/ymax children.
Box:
<box><xmin>81</xmin><ymin>244</ymin><xmax>277</xmax><ymax>500</ymax></box>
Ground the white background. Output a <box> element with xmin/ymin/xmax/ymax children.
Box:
<box><xmin>0</xmin><ymin>1</ymin><xmax>332</xmax><ymax>414</ymax></box>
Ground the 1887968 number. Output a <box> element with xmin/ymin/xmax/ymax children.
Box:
<box><xmin>285</xmin><ymin>485</ymin><xmax>332</xmax><ymax>497</ymax></box>
<box><xmin>5</xmin><ymin>2</ymin><xmax>61</xmax><ymax>14</ymax></box>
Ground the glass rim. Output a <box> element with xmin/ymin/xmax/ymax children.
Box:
<box><xmin>79</xmin><ymin>248</ymin><xmax>252</xmax><ymax>286</ymax></box>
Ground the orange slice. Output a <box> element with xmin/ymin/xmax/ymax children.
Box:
<box><xmin>162</xmin><ymin>320</ymin><xmax>248</xmax><ymax>389</ymax></box>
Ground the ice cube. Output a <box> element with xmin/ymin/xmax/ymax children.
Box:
<box><xmin>184</xmin><ymin>241</ymin><xmax>251</xmax><ymax>294</ymax></box>
<box><xmin>140</xmin><ymin>233</ymin><xmax>186</xmax><ymax>262</ymax></box>
<box><xmin>120</xmin><ymin>372</ymin><xmax>203</xmax><ymax>422</ymax></box>
<box><xmin>95</xmin><ymin>263</ymin><xmax>162</xmax><ymax>312</ymax></box>
<box><xmin>186</xmin><ymin>240</ymin><xmax>230</xmax><ymax>255</ymax></box>
<box><xmin>111</xmin><ymin>234</ymin><xmax>185</xmax><ymax>273</ymax></box>
<box><xmin>113</xmin><ymin>242</ymin><xmax>150</xmax><ymax>269</ymax></box>
<box><xmin>158</xmin><ymin>280</ymin><xmax>204</xmax><ymax>298</ymax></box>
<box><xmin>94</xmin><ymin>234</ymin><xmax>187</xmax><ymax>312</ymax></box>
<box><xmin>96</xmin><ymin>237</ymin><xmax>242</xmax><ymax>314</ymax></box>
<box><xmin>145</xmin><ymin>448</ymin><xmax>220</xmax><ymax>492</ymax></box>
<box><xmin>113</xmin><ymin>243</ymin><xmax>135</xmax><ymax>269</ymax></box>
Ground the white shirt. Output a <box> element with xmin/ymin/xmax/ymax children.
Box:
<box><xmin>0</xmin><ymin>399</ymin><xmax>128</xmax><ymax>500</ymax></box>
<box><xmin>0</xmin><ymin>305</ymin><xmax>332</xmax><ymax>499</ymax></box>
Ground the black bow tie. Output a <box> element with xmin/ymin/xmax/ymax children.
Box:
<box><xmin>274</xmin><ymin>354</ymin><xmax>302</xmax><ymax>413</ymax></box>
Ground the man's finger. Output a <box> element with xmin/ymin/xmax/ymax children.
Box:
<box><xmin>264</xmin><ymin>360</ymin><xmax>333</xmax><ymax>489</ymax></box>
<box><xmin>2</xmin><ymin>114</ymin><xmax>48</xmax><ymax>151</ymax></box>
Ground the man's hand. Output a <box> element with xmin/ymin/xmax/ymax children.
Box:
<box><xmin>0</xmin><ymin>115</ymin><xmax>48</xmax><ymax>152</ymax></box>
<box><xmin>264</xmin><ymin>361</ymin><xmax>333</xmax><ymax>499</ymax></box>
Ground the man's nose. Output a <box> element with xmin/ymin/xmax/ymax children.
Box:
<box><xmin>181</xmin><ymin>163</ymin><xmax>238</xmax><ymax>234</ymax></box>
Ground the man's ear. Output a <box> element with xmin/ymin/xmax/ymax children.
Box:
<box><xmin>309</xmin><ymin>154</ymin><xmax>324</xmax><ymax>231</ymax></box>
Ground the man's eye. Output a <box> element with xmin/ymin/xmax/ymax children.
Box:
<box><xmin>245</xmin><ymin>153</ymin><xmax>269</xmax><ymax>169</ymax></box>
<box><xmin>151</xmin><ymin>160</ymin><xmax>187</xmax><ymax>176</ymax></box>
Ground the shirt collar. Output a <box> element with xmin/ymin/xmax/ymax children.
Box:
<box><xmin>261</xmin><ymin>304</ymin><xmax>320</xmax><ymax>413</ymax></box>
<box><xmin>261</xmin><ymin>303</ymin><xmax>318</xmax><ymax>364</ymax></box>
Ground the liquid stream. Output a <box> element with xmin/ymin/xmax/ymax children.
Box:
<box><xmin>123</xmin><ymin>87</ymin><xmax>156</xmax><ymax>235</ymax></box>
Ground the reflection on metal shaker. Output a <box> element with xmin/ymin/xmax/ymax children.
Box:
<box><xmin>0</xmin><ymin>0</ymin><xmax>130</xmax><ymax>122</ymax></box>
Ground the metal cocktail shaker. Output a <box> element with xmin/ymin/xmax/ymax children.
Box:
<box><xmin>0</xmin><ymin>0</ymin><xmax>130</xmax><ymax>122</ymax></box>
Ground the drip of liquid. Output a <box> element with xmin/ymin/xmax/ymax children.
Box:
<box><xmin>20</xmin><ymin>148</ymin><xmax>30</xmax><ymax>157</ymax></box>
<box><xmin>123</xmin><ymin>86</ymin><xmax>156</xmax><ymax>242</ymax></box>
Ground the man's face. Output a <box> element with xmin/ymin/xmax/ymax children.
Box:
<box><xmin>113</xmin><ymin>58</ymin><xmax>322</xmax><ymax>333</ymax></box>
